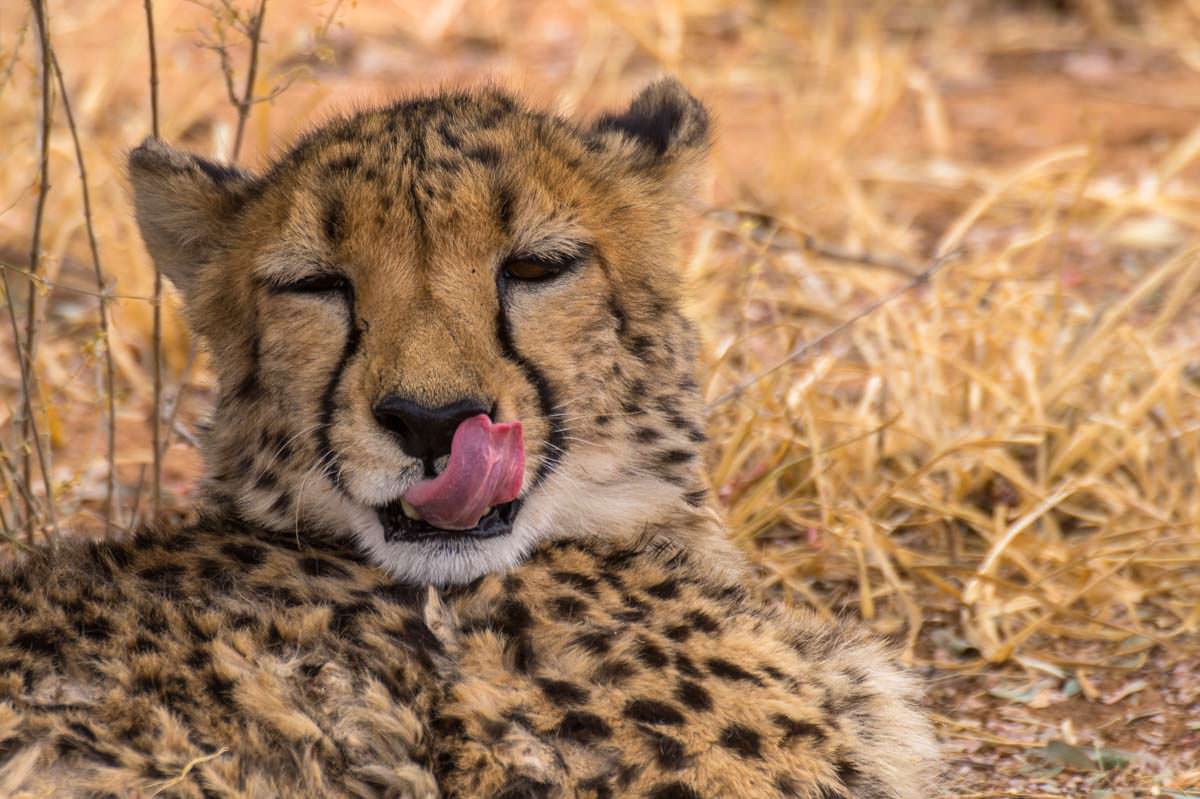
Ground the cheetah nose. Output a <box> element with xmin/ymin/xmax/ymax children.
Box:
<box><xmin>372</xmin><ymin>395</ymin><xmax>491</xmax><ymax>475</ymax></box>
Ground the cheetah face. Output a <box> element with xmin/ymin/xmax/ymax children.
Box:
<box><xmin>129</xmin><ymin>80</ymin><xmax>713</xmax><ymax>584</ymax></box>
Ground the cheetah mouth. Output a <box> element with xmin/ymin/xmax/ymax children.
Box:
<box><xmin>376</xmin><ymin>498</ymin><xmax>521</xmax><ymax>543</ymax></box>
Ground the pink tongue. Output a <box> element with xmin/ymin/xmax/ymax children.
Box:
<box><xmin>401</xmin><ymin>414</ymin><xmax>524</xmax><ymax>530</ymax></box>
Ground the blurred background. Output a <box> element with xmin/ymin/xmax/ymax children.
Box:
<box><xmin>1</xmin><ymin>1</ymin><xmax>1198</xmax><ymax>794</ymax></box>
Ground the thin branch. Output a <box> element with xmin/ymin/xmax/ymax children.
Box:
<box><xmin>0</xmin><ymin>11</ymin><xmax>32</xmax><ymax>102</ymax></box>
<box><xmin>15</xmin><ymin>0</ymin><xmax>59</xmax><ymax>543</ymax></box>
<box><xmin>705</xmin><ymin>250</ymin><xmax>961</xmax><ymax>409</ymax></box>
<box><xmin>190</xmin><ymin>0</ymin><xmax>270</xmax><ymax>162</ymax></box>
<box><xmin>705</xmin><ymin>208</ymin><xmax>923</xmax><ymax>278</ymax></box>
<box><xmin>143</xmin><ymin>0</ymin><xmax>164</xmax><ymax>523</ymax></box>
<box><xmin>143</xmin><ymin>0</ymin><xmax>160</xmax><ymax>138</ymax></box>
<box><xmin>232</xmin><ymin>0</ymin><xmax>266</xmax><ymax>162</ymax></box>
<box><xmin>50</xmin><ymin>51</ymin><xmax>116</xmax><ymax>534</ymax></box>
<box><xmin>0</xmin><ymin>262</ymin><xmax>156</xmax><ymax>302</ymax></box>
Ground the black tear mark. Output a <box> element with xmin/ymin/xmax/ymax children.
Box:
<box><xmin>314</xmin><ymin>283</ymin><xmax>361</xmax><ymax>495</ymax></box>
<box><xmin>494</xmin><ymin>272</ymin><xmax>566</xmax><ymax>486</ymax></box>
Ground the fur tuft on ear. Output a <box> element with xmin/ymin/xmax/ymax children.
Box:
<box><xmin>127</xmin><ymin>138</ymin><xmax>257</xmax><ymax>296</ymax></box>
<box><xmin>592</xmin><ymin>77</ymin><xmax>710</xmax><ymax>160</ymax></box>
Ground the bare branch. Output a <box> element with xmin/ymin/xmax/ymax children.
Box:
<box><xmin>1</xmin><ymin>262</ymin><xmax>156</xmax><ymax>302</ymax></box>
<box><xmin>13</xmin><ymin>0</ymin><xmax>60</xmax><ymax>543</ymax></box>
<box><xmin>232</xmin><ymin>0</ymin><xmax>266</xmax><ymax>162</ymax></box>
<box><xmin>0</xmin><ymin>11</ymin><xmax>32</xmax><ymax>102</ymax></box>
<box><xmin>50</xmin><ymin>51</ymin><xmax>116</xmax><ymax>534</ymax></box>
<box><xmin>143</xmin><ymin>0</ymin><xmax>165</xmax><ymax>523</ymax></box>
<box><xmin>705</xmin><ymin>250</ymin><xmax>961</xmax><ymax>410</ymax></box>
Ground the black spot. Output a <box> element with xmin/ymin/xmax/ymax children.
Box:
<box><xmin>761</xmin><ymin>664</ymin><xmax>787</xmax><ymax>683</ymax></box>
<box><xmin>494</xmin><ymin>599</ymin><xmax>534</xmax><ymax>637</ymax></box>
<box><xmin>132</xmin><ymin>635</ymin><xmax>159</xmax><ymax>654</ymax></box>
<box><xmin>627</xmin><ymin>334</ymin><xmax>655</xmax><ymax>360</ymax></box>
<box><xmin>550</xmin><ymin>594</ymin><xmax>588</xmax><ymax>621</ymax></box>
<box><xmin>634</xmin><ymin>637</ymin><xmax>669</xmax><ymax>668</ymax></box>
<box><xmin>221</xmin><ymin>541</ymin><xmax>266</xmax><ymax>568</ymax></box>
<box><xmin>635</xmin><ymin>427</ymin><xmax>663</xmax><ymax>443</ymax></box>
<box><xmin>657</xmin><ymin>449</ymin><xmax>695</xmax><ymax>466</ymax></box>
<box><xmin>708</xmin><ymin>658</ymin><xmax>764</xmax><ymax>685</ymax></box>
<box><xmin>185</xmin><ymin>647</ymin><xmax>210</xmax><ymax>671</ymax></box>
<box><xmin>138</xmin><ymin>564</ymin><xmax>186</xmax><ymax>596</ymax></box>
<box><xmin>253</xmin><ymin>582</ymin><xmax>303</xmax><ymax>607</ymax></box>
<box><xmin>206</xmin><ymin>673</ymin><xmax>237</xmax><ymax>709</ymax></box>
<box><xmin>551</xmin><ymin>570</ymin><xmax>600</xmax><ymax>596</ymax></box>
<box><xmin>374</xmin><ymin>582</ymin><xmax>423</xmax><ymax>607</ymax></box>
<box><xmin>437</xmin><ymin>120</ymin><xmax>462</xmax><ymax>150</ymax></box>
<box><xmin>772</xmin><ymin>714</ymin><xmax>826</xmax><ymax>744</ymax></box>
<box><xmin>683</xmin><ymin>489</ymin><xmax>707</xmax><ymax>508</ymax></box>
<box><xmin>674</xmin><ymin>651</ymin><xmax>700</xmax><ymax>677</ymax></box>
<box><xmin>646</xmin><ymin>578</ymin><xmax>679</xmax><ymax>600</ymax></box>
<box><xmin>593</xmin><ymin>658</ymin><xmax>638</xmax><ymax>685</ymax></box>
<box><xmin>835</xmin><ymin>760</ymin><xmax>862</xmax><ymax>790</ymax></box>
<box><xmin>665</xmin><ymin>624</ymin><xmax>691</xmax><ymax>642</ymax></box>
<box><xmin>196</xmin><ymin>557</ymin><xmax>229</xmax><ymax>586</ymax></box>
<box><xmin>537</xmin><ymin>678</ymin><xmax>589</xmax><ymax>706</ymax></box>
<box><xmin>298</xmin><ymin>556</ymin><xmax>350</xmax><ymax>579</ymax></box>
<box><xmin>66</xmin><ymin>723</ymin><xmax>96</xmax><ymax>743</ymax></box>
<box><xmin>645</xmin><ymin>782</ymin><xmax>703</xmax><ymax>799</ymax></box>
<box><xmin>686</xmin><ymin>610</ymin><xmax>719</xmax><ymax>633</ymax></box>
<box><xmin>607</xmin><ymin>294</ymin><xmax>629</xmax><ymax>338</ymax></box>
<box><xmin>268</xmin><ymin>491</ymin><xmax>291</xmax><ymax>515</ymax></box>
<box><xmin>330</xmin><ymin>600</ymin><xmax>373</xmax><ymax>634</ymax></box>
<box><xmin>578</xmin><ymin>775</ymin><xmax>613</xmax><ymax>799</ymax></box>
<box><xmin>776</xmin><ymin>774</ymin><xmax>800</xmax><ymax>797</ymax></box>
<box><xmin>572</xmin><ymin>631</ymin><xmax>612</xmax><ymax>655</ymax></box>
<box><xmin>674</xmin><ymin>680</ymin><xmax>712</xmax><ymax>712</ymax></box>
<box><xmin>642</xmin><ymin>729</ymin><xmax>688</xmax><ymax>771</ymax></box>
<box><xmin>719</xmin><ymin>724</ymin><xmax>763</xmax><ymax>759</ymax></box>
<box><xmin>497</xmin><ymin>184</ymin><xmax>515</xmax><ymax>234</ymax></box>
<box><xmin>328</xmin><ymin>153</ymin><xmax>360</xmax><ymax>173</ymax></box>
<box><xmin>624</xmin><ymin>699</ymin><xmax>684</xmax><ymax>726</ymax></box>
<box><xmin>254</xmin><ymin>470</ymin><xmax>277</xmax><ymax>490</ymax></box>
<box><xmin>466</xmin><ymin>146</ymin><xmax>501</xmax><ymax>167</ymax></box>
<box><xmin>554</xmin><ymin>710</ymin><xmax>612</xmax><ymax>744</ymax></box>
<box><xmin>78</xmin><ymin>616</ymin><xmax>114</xmax><ymax>642</ymax></box>
<box><xmin>323</xmin><ymin>195</ymin><xmax>346</xmax><ymax>242</ymax></box>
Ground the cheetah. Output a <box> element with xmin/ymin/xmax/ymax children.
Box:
<box><xmin>0</xmin><ymin>79</ymin><xmax>938</xmax><ymax>797</ymax></box>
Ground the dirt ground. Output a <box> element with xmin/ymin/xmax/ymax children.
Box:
<box><xmin>1</xmin><ymin>2</ymin><xmax>1199</xmax><ymax>796</ymax></box>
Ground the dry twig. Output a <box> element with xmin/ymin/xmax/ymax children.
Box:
<box><xmin>50</xmin><ymin>51</ymin><xmax>116</xmax><ymax>533</ymax></box>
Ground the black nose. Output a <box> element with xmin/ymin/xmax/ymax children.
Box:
<box><xmin>373</xmin><ymin>395</ymin><xmax>489</xmax><ymax>472</ymax></box>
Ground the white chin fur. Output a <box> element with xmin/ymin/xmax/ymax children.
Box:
<box><xmin>351</xmin><ymin>512</ymin><xmax>543</xmax><ymax>585</ymax></box>
<box><xmin>306</xmin><ymin>450</ymin><xmax>680</xmax><ymax>585</ymax></box>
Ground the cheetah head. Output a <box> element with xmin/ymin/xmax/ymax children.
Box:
<box><xmin>129</xmin><ymin>79</ymin><xmax>723</xmax><ymax>584</ymax></box>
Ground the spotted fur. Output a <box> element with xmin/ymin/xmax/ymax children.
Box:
<box><xmin>0</xmin><ymin>80</ymin><xmax>938</xmax><ymax>797</ymax></box>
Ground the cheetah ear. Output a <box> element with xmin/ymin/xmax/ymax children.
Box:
<box><xmin>591</xmin><ymin>77</ymin><xmax>710</xmax><ymax>166</ymax></box>
<box><xmin>128</xmin><ymin>138</ymin><xmax>256</xmax><ymax>297</ymax></box>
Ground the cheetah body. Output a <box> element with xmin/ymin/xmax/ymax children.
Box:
<box><xmin>0</xmin><ymin>81</ymin><xmax>937</xmax><ymax>797</ymax></box>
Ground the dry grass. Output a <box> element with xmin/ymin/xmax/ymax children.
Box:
<box><xmin>1</xmin><ymin>1</ymin><xmax>1198</xmax><ymax>795</ymax></box>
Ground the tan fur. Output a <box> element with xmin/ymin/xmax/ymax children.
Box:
<box><xmin>0</xmin><ymin>81</ymin><xmax>938</xmax><ymax>796</ymax></box>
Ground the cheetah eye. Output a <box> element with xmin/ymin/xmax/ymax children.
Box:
<box><xmin>272</xmin><ymin>273</ymin><xmax>352</xmax><ymax>295</ymax></box>
<box><xmin>501</xmin><ymin>247</ymin><xmax>589</xmax><ymax>284</ymax></box>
